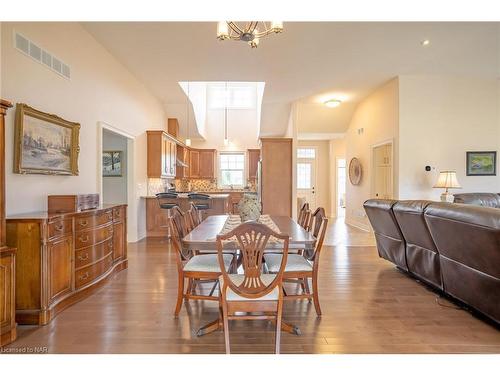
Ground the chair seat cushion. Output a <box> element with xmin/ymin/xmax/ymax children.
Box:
<box><xmin>264</xmin><ymin>254</ymin><xmax>313</xmax><ymax>273</ymax></box>
<box><xmin>221</xmin><ymin>274</ymin><xmax>280</xmax><ymax>301</ymax></box>
<box><xmin>194</xmin><ymin>204</ymin><xmax>210</xmax><ymax>210</ymax></box>
<box><xmin>184</xmin><ymin>254</ymin><xmax>233</xmax><ymax>273</ymax></box>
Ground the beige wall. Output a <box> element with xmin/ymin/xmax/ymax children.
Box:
<box><xmin>345</xmin><ymin>78</ymin><xmax>399</xmax><ymax>230</ymax></box>
<box><xmin>399</xmin><ymin>75</ymin><xmax>500</xmax><ymax>199</ymax></box>
<box><xmin>1</xmin><ymin>22</ymin><xmax>166</xmax><ymax>241</ymax></box>
<box><xmin>102</xmin><ymin>129</ymin><xmax>128</xmax><ymax>205</ymax></box>
<box><xmin>297</xmin><ymin>140</ymin><xmax>332</xmax><ymax>216</ymax></box>
<box><xmin>328</xmin><ymin>138</ymin><xmax>346</xmax><ymax>217</ymax></box>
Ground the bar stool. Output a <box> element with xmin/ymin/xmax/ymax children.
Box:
<box><xmin>156</xmin><ymin>192</ymin><xmax>179</xmax><ymax>235</ymax></box>
<box><xmin>188</xmin><ymin>193</ymin><xmax>211</xmax><ymax>222</ymax></box>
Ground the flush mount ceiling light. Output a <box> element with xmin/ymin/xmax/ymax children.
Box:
<box><xmin>216</xmin><ymin>21</ymin><xmax>283</xmax><ymax>48</ymax></box>
<box><xmin>421</xmin><ymin>39</ymin><xmax>430</xmax><ymax>46</ymax></box>
<box><xmin>324</xmin><ymin>99</ymin><xmax>342</xmax><ymax>108</ymax></box>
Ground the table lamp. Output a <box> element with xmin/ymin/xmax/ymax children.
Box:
<box><xmin>433</xmin><ymin>171</ymin><xmax>461</xmax><ymax>203</ymax></box>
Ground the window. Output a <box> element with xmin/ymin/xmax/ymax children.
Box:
<box><xmin>208</xmin><ymin>83</ymin><xmax>256</xmax><ymax>109</ymax></box>
<box><xmin>297</xmin><ymin>163</ymin><xmax>312</xmax><ymax>189</ymax></box>
<box><xmin>219</xmin><ymin>152</ymin><xmax>245</xmax><ymax>187</ymax></box>
<box><xmin>297</xmin><ymin>148</ymin><xmax>316</xmax><ymax>159</ymax></box>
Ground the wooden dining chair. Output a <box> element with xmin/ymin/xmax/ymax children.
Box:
<box><xmin>217</xmin><ymin>222</ymin><xmax>290</xmax><ymax>354</ymax></box>
<box><xmin>264</xmin><ymin>207</ymin><xmax>328</xmax><ymax>316</ymax></box>
<box><xmin>297</xmin><ymin>202</ymin><xmax>310</xmax><ymax>230</ymax></box>
<box><xmin>170</xmin><ymin>211</ymin><xmax>236</xmax><ymax>317</ymax></box>
<box><xmin>187</xmin><ymin>203</ymin><xmax>201</xmax><ymax>230</ymax></box>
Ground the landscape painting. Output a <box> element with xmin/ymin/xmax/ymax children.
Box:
<box><xmin>14</xmin><ymin>104</ymin><xmax>80</xmax><ymax>175</ymax></box>
<box><xmin>466</xmin><ymin>151</ymin><xmax>497</xmax><ymax>176</ymax></box>
<box><xmin>103</xmin><ymin>151</ymin><xmax>123</xmax><ymax>177</ymax></box>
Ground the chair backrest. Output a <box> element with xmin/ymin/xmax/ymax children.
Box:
<box><xmin>156</xmin><ymin>192</ymin><xmax>178</xmax><ymax>209</ymax></box>
<box><xmin>188</xmin><ymin>193</ymin><xmax>212</xmax><ymax>210</ymax></box>
<box><xmin>170</xmin><ymin>206</ymin><xmax>189</xmax><ymax>239</ymax></box>
<box><xmin>187</xmin><ymin>203</ymin><xmax>201</xmax><ymax>229</ymax></box>
<box><xmin>217</xmin><ymin>222</ymin><xmax>289</xmax><ymax>299</ymax></box>
<box><xmin>298</xmin><ymin>203</ymin><xmax>310</xmax><ymax>229</ymax></box>
<box><xmin>305</xmin><ymin>216</ymin><xmax>329</xmax><ymax>262</ymax></box>
<box><xmin>310</xmin><ymin>207</ymin><xmax>326</xmax><ymax>238</ymax></box>
<box><xmin>168</xmin><ymin>215</ymin><xmax>192</xmax><ymax>263</ymax></box>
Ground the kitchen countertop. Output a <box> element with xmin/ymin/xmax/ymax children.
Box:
<box><xmin>141</xmin><ymin>193</ymin><xmax>230</xmax><ymax>199</ymax></box>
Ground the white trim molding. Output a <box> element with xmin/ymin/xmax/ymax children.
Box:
<box><xmin>297</xmin><ymin>132</ymin><xmax>345</xmax><ymax>141</ymax></box>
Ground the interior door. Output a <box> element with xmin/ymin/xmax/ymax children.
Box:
<box><xmin>297</xmin><ymin>160</ymin><xmax>316</xmax><ymax>209</ymax></box>
<box><xmin>372</xmin><ymin>143</ymin><xmax>393</xmax><ymax>199</ymax></box>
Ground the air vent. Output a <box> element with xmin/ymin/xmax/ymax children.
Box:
<box><xmin>14</xmin><ymin>31</ymin><xmax>71</xmax><ymax>79</ymax></box>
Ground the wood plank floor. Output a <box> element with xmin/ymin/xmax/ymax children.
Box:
<box><xmin>5</xmin><ymin>219</ymin><xmax>499</xmax><ymax>354</ymax></box>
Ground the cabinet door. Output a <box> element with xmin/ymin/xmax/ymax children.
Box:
<box><xmin>248</xmin><ymin>149</ymin><xmax>260</xmax><ymax>179</ymax></box>
<box><xmin>170</xmin><ymin>140</ymin><xmax>177</xmax><ymax>177</ymax></box>
<box><xmin>0</xmin><ymin>253</ymin><xmax>15</xmax><ymax>335</ymax></box>
<box><xmin>47</xmin><ymin>236</ymin><xmax>73</xmax><ymax>302</ymax></box>
<box><xmin>112</xmin><ymin>221</ymin><xmax>125</xmax><ymax>261</ymax></box>
<box><xmin>189</xmin><ymin>150</ymin><xmax>200</xmax><ymax>178</ymax></box>
<box><xmin>199</xmin><ymin>150</ymin><xmax>215</xmax><ymax>178</ymax></box>
<box><xmin>161</xmin><ymin>137</ymin><xmax>167</xmax><ymax>177</ymax></box>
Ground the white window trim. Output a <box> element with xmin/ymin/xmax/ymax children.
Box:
<box><xmin>218</xmin><ymin>151</ymin><xmax>247</xmax><ymax>189</ymax></box>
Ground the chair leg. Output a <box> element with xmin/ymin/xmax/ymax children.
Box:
<box><xmin>275</xmin><ymin>293</ymin><xmax>283</xmax><ymax>354</ymax></box>
<box><xmin>221</xmin><ymin>299</ymin><xmax>230</xmax><ymax>354</ymax></box>
<box><xmin>303</xmin><ymin>277</ymin><xmax>312</xmax><ymax>302</ymax></box>
<box><xmin>174</xmin><ymin>274</ymin><xmax>185</xmax><ymax>317</ymax></box>
<box><xmin>312</xmin><ymin>272</ymin><xmax>322</xmax><ymax>316</ymax></box>
<box><xmin>186</xmin><ymin>278</ymin><xmax>193</xmax><ymax>296</ymax></box>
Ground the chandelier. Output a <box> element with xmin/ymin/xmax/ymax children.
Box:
<box><xmin>216</xmin><ymin>21</ymin><xmax>283</xmax><ymax>48</ymax></box>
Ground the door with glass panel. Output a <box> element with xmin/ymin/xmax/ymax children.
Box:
<box><xmin>297</xmin><ymin>148</ymin><xmax>317</xmax><ymax>210</ymax></box>
<box><xmin>372</xmin><ymin>143</ymin><xmax>393</xmax><ymax>199</ymax></box>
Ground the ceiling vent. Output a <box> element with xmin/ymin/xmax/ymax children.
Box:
<box><xmin>14</xmin><ymin>31</ymin><xmax>71</xmax><ymax>80</ymax></box>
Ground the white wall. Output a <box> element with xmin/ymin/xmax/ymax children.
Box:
<box><xmin>399</xmin><ymin>75</ymin><xmax>500</xmax><ymax>199</ymax></box>
<box><xmin>345</xmin><ymin>78</ymin><xmax>399</xmax><ymax>231</ymax></box>
<box><xmin>1</xmin><ymin>22</ymin><xmax>166</xmax><ymax>241</ymax></box>
<box><xmin>328</xmin><ymin>138</ymin><xmax>346</xmax><ymax>218</ymax></box>
<box><xmin>102</xmin><ymin>129</ymin><xmax>127</xmax><ymax>205</ymax></box>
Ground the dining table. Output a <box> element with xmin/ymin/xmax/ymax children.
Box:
<box><xmin>182</xmin><ymin>214</ymin><xmax>316</xmax><ymax>337</ymax></box>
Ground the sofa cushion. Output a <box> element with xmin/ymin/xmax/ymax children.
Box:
<box><xmin>453</xmin><ymin>193</ymin><xmax>500</xmax><ymax>208</ymax></box>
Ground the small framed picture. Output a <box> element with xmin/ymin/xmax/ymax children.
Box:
<box><xmin>103</xmin><ymin>151</ymin><xmax>123</xmax><ymax>177</ymax></box>
<box><xmin>466</xmin><ymin>151</ymin><xmax>497</xmax><ymax>176</ymax></box>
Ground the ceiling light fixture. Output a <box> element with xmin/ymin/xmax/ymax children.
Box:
<box><xmin>324</xmin><ymin>99</ymin><xmax>342</xmax><ymax>108</ymax></box>
<box><xmin>185</xmin><ymin>82</ymin><xmax>191</xmax><ymax>147</ymax></box>
<box><xmin>421</xmin><ymin>39</ymin><xmax>430</xmax><ymax>46</ymax></box>
<box><xmin>216</xmin><ymin>21</ymin><xmax>283</xmax><ymax>48</ymax></box>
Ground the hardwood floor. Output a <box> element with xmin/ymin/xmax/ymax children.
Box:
<box><xmin>4</xmin><ymin>219</ymin><xmax>499</xmax><ymax>354</ymax></box>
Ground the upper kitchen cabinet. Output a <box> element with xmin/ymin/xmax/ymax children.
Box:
<box><xmin>189</xmin><ymin>149</ymin><xmax>216</xmax><ymax>179</ymax></box>
<box><xmin>147</xmin><ymin>131</ymin><xmax>177</xmax><ymax>178</ymax></box>
<box><xmin>167</xmin><ymin>118</ymin><xmax>179</xmax><ymax>138</ymax></box>
<box><xmin>248</xmin><ymin>149</ymin><xmax>260</xmax><ymax>180</ymax></box>
<box><xmin>176</xmin><ymin>144</ymin><xmax>189</xmax><ymax>179</ymax></box>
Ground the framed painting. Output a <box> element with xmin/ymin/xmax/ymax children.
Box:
<box><xmin>103</xmin><ymin>151</ymin><xmax>123</xmax><ymax>177</ymax></box>
<box><xmin>466</xmin><ymin>151</ymin><xmax>497</xmax><ymax>176</ymax></box>
<box><xmin>14</xmin><ymin>103</ymin><xmax>80</xmax><ymax>175</ymax></box>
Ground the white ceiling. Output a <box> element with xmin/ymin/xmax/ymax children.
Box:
<box><xmin>83</xmin><ymin>22</ymin><xmax>499</xmax><ymax>137</ymax></box>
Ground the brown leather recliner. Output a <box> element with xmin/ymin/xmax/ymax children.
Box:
<box><xmin>453</xmin><ymin>193</ymin><xmax>500</xmax><ymax>208</ymax></box>
<box><xmin>363</xmin><ymin>199</ymin><xmax>407</xmax><ymax>271</ymax></box>
<box><xmin>364</xmin><ymin>199</ymin><xmax>500</xmax><ymax>324</ymax></box>
<box><xmin>424</xmin><ymin>203</ymin><xmax>500</xmax><ymax>324</ymax></box>
<box><xmin>393</xmin><ymin>201</ymin><xmax>443</xmax><ymax>289</ymax></box>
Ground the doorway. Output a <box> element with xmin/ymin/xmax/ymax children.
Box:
<box><xmin>336</xmin><ymin>158</ymin><xmax>346</xmax><ymax>217</ymax></box>
<box><xmin>371</xmin><ymin>141</ymin><xmax>393</xmax><ymax>199</ymax></box>
<box><xmin>296</xmin><ymin>147</ymin><xmax>317</xmax><ymax>210</ymax></box>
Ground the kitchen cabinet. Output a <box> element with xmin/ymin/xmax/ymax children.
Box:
<box><xmin>189</xmin><ymin>148</ymin><xmax>216</xmax><ymax>179</ymax></box>
<box><xmin>147</xmin><ymin>131</ymin><xmax>177</xmax><ymax>178</ymax></box>
<box><xmin>176</xmin><ymin>144</ymin><xmax>189</xmax><ymax>179</ymax></box>
<box><xmin>248</xmin><ymin>149</ymin><xmax>260</xmax><ymax>180</ymax></box>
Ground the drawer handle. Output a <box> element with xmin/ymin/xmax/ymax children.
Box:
<box><xmin>78</xmin><ymin>253</ymin><xmax>89</xmax><ymax>261</ymax></box>
<box><xmin>55</xmin><ymin>224</ymin><xmax>64</xmax><ymax>231</ymax></box>
<box><xmin>79</xmin><ymin>235</ymin><xmax>90</xmax><ymax>243</ymax></box>
<box><xmin>107</xmin><ymin>212</ymin><xmax>113</xmax><ymax>220</ymax></box>
<box><xmin>79</xmin><ymin>220</ymin><xmax>89</xmax><ymax>227</ymax></box>
<box><xmin>115</xmin><ymin>210</ymin><xmax>121</xmax><ymax>217</ymax></box>
<box><xmin>79</xmin><ymin>272</ymin><xmax>89</xmax><ymax>281</ymax></box>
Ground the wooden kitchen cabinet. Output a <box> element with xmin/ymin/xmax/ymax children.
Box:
<box><xmin>188</xmin><ymin>148</ymin><xmax>216</xmax><ymax>179</ymax></box>
<box><xmin>189</xmin><ymin>149</ymin><xmax>200</xmax><ymax>178</ymax></box>
<box><xmin>47</xmin><ymin>234</ymin><xmax>73</xmax><ymax>304</ymax></box>
<box><xmin>176</xmin><ymin>145</ymin><xmax>189</xmax><ymax>179</ymax></box>
<box><xmin>248</xmin><ymin>149</ymin><xmax>260</xmax><ymax>180</ymax></box>
<box><xmin>147</xmin><ymin>131</ymin><xmax>177</xmax><ymax>178</ymax></box>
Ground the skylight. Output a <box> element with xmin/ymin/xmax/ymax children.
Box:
<box><xmin>208</xmin><ymin>82</ymin><xmax>257</xmax><ymax>110</ymax></box>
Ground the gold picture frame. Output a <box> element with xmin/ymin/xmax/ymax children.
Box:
<box><xmin>14</xmin><ymin>103</ymin><xmax>80</xmax><ymax>175</ymax></box>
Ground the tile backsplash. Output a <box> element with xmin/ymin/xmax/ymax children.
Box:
<box><xmin>174</xmin><ymin>179</ymin><xmax>257</xmax><ymax>192</ymax></box>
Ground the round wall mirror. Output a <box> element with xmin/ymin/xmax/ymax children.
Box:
<box><xmin>349</xmin><ymin>157</ymin><xmax>362</xmax><ymax>185</ymax></box>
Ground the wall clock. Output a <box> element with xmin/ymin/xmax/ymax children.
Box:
<box><xmin>349</xmin><ymin>157</ymin><xmax>362</xmax><ymax>185</ymax></box>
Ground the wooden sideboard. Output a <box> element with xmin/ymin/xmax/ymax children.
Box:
<box><xmin>6</xmin><ymin>204</ymin><xmax>127</xmax><ymax>325</ymax></box>
<box><xmin>0</xmin><ymin>99</ymin><xmax>16</xmax><ymax>347</ymax></box>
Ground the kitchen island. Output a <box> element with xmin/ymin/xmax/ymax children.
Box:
<box><xmin>142</xmin><ymin>193</ymin><xmax>230</xmax><ymax>237</ymax></box>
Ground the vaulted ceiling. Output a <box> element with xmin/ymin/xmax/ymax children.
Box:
<box><xmin>83</xmin><ymin>22</ymin><xmax>499</xmax><ymax>137</ymax></box>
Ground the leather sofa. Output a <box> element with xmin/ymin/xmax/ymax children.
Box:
<box><xmin>453</xmin><ymin>192</ymin><xmax>500</xmax><ymax>208</ymax></box>
<box><xmin>364</xmin><ymin>199</ymin><xmax>500</xmax><ymax>325</ymax></box>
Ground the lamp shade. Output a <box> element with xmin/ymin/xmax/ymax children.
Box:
<box><xmin>433</xmin><ymin>171</ymin><xmax>461</xmax><ymax>189</ymax></box>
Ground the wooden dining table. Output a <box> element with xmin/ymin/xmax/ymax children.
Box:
<box><xmin>182</xmin><ymin>214</ymin><xmax>316</xmax><ymax>336</ymax></box>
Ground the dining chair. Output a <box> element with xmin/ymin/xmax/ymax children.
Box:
<box><xmin>170</xmin><ymin>211</ymin><xmax>236</xmax><ymax>317</ymax></box>
<box><xmin>264</xmin><ymin>207</ymin><xmax>328</xmax><ymax>316</ymax></box>
<box><xmin>188</xmin><ymin>193</ymin><xmax>211</xmax><ymax>221</ymax></box>
<box><xmin>297</xmin><ymin>202</ymin><xmax>310</xmax><ymax>230</ymax></box>
<box><xmin>217</xmin><ymin>222</ymin><xmax>290</xmax><ymax>354</ymax></box>
<box><xmin>187</xmin><ymin>202</ymin><xmax>201</xmax><ymax>230</ymax></box>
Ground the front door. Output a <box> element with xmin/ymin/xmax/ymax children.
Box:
<box><xmin>297</xmin><ymin>160</ymin><xmax>316</xmax><ymax>210</ymax></box>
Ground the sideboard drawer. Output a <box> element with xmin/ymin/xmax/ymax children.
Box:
<box><xmin>113</xmin><ymin>206</ymin><xmax>125</xmax><ymax>222</ymax></box>
<box><xmin>48</xmin><ymin>219</ymin><xmax>73</xmax><ymax>239</ymax></box>
<box><xmin>75</xmin><ymin>210</ymin><xmax>113</xmax><ymax>231</ymax></box>
<box><xmin>74</xmin><ymin>239</ymin><xmax>113</xmax><ymax>269</ymax></box>
<box><xmin>75</xmin><ymin>253</ymin><xmax>113</xmax><ymax>289</ymax></box>
<box><xmin>74</xmin><ymin>224</ymin><xmax>113</xmax><ymax>249</ymax></box>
